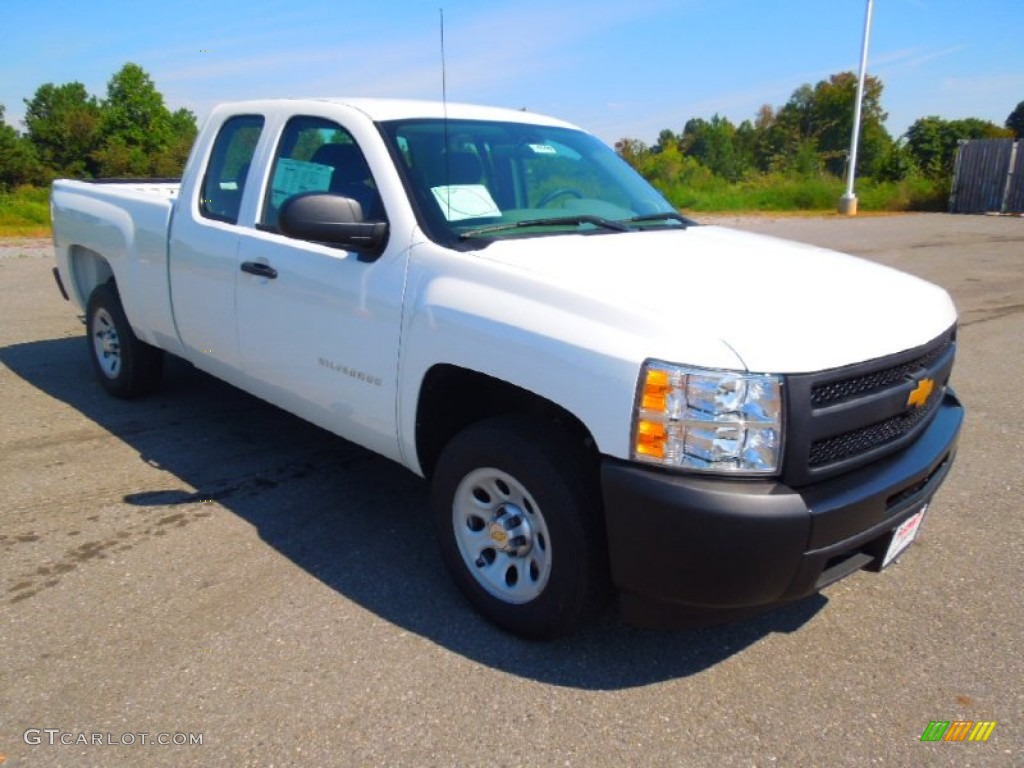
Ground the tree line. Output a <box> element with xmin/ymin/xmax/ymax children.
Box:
<box><xmin>3</xmin><ymin>63</ymin><xmax>1023</xmax><ymax>208</ymax></box>
<box><xmin>0</xmin><ymin>63</ymin><xmax>197</xmax><ymax>187</ymax></box>
<box><xmin>616</xmin><ymin>72</ymin><xmax>1023</xmax><ymax>209</ymax></box>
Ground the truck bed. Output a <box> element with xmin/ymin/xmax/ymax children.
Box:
<box><xmin>51</xmin><ymin>178</ymin><xmax>182</xmax><ymax>352</ymax></box>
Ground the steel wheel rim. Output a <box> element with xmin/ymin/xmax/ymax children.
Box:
<box><xmin>92</xmin><ymin>307</ymin><xmax>121</xmax><ymax>379</ymax></box>
<box><xmin>451</xmin><ymin>467</ymin><xmax>552</xmax><ymax>604</ymax></box>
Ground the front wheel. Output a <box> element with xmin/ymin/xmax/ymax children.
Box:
<box><xmin>431</xmin><ymin>417</ymin><xmax>609</xmax><ymax>639</ymax></box>
<box><xmin>86</xmin><ymin>282</ymin><xmax>164</xmax><ymax>398</ymax></box>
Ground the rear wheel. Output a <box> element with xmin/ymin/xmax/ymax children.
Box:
<box><xmin>432</xmin><ymin>416</ymin><xmax>609</xmax><ymax>639</ymax></box>
<box><xmin>86</xmin><ymin>282</ymin><xmax>164</xmax><ymax>398</ymax></box>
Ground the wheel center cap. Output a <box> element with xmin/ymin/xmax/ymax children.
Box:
<box><xmin>489</xmin><ymin>505</ymin><xmax>533</xmax><ymax>557</ymax></box>
<box><xmin>99</xmin><ymin>329</ymin><xmax>118</xmax><ymax>355</ymax></box>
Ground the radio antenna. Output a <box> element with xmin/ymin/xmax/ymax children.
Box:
<box><xmin>440</xmin><ymin>8</ymin><xmax>451</xmax><ymax>216</ymax></box>
<box><xmin>440</xmin><ymin>8</ymin><xmax>449</xmax><ymax>109</ymax></box>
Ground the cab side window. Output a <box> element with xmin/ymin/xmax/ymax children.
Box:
<box><xmin>200</xmin><ymin>115</ymin><xmax>264</xmax><ymax>224</ymax></box>
<box><xmin>261</xmin><ymin>116</ymin><xmax>383</xmax><ymax>230</ymax></box>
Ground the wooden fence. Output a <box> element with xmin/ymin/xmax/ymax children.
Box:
<box><xmin>949</xmin><ymin>139</ymin><xmax>1023</xmax><ymax>214</ymax></box>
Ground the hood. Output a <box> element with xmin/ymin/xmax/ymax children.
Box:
<box><xmin>477</xmin><ymin>225</ymin><xmax>957</xmax><ymax>373</ymax></box>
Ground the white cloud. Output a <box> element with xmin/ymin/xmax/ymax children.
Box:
<box><xmin>941</xmin><ymin>72</ymin><xmax>1024</xmax><ymax>95</ymax></box>
<box><xmin>873</xmin><ymin>44</ymin><xmax>968</xmax><ymax>73</ymax></box>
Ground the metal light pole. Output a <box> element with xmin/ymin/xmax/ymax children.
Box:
<box><xmin>838</xmin><ymin>0</ymin><xmax>875</xmax><ymax>216</ymax></box>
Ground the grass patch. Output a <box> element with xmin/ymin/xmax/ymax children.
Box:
<box><xmin>855</xmin><ymin>177</ymin><xmax>949</xmax><ymax>212</ymax></box>
<box><xmin>653</xmin><ymin>173</ymin><xmax>949</xmax><ymax>213</ymax></box>
<box><xmin>0</xmin><ymin>175</ymin><xmax>950</xmax><ymax>240</ymax></box>
<box><xmin>0</xmin><ymin>186</ymin><xmax>51</xmax><ymax>237</ymax></box>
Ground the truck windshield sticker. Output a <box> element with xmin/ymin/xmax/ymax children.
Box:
<box><xmin>270</xmin><ymin>158</ymin><xmax>334</xmax><ymax>207</ymax></box>
<box><xmin>528</xmin><ymin>144</ymin><xmax>558</xmax><ymax>155</ymax></box>
<box><xmin>431</xmin><ymin>184</ymin><xmax>501</xmax><ymax>221</ymax></box>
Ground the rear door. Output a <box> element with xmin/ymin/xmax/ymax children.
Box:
<box><xmin>170</xmin><ymin>114</ymin><xmax>264</xmax><ymax>382</ymax></box>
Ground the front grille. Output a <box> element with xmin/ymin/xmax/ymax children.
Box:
<box><xmin>810</xmin><ymin>339</ymin><xmax>952</xmax><ymax>407</ymax></box>
<box><xmin>782</xmin><ymin>326</ymin><xmax>956</xmax><ymax>487</ymax></box>
<box><xmin>809</xmin><ymin>392</ymin><xmax>941</xmax><ymax>466</ymax></box>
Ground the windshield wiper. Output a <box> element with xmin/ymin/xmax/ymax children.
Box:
<box><xmin>628</xmin><ymin>211</ymin><xmax>694</xmax><ymax>227</ymax></box>
<box><xmin>459</xmin><ymin>215</ymin><xmax>632</xmax><ymax>239</ymax></box>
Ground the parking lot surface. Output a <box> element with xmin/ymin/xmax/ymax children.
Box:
<box><xmin>1</xmin><ymin>213</ymin><xmax>1021</xmax><ymax>766</ymax></box>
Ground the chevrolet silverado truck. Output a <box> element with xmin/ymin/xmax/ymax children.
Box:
<box><xmin>50</xmin><ymin>98</ymin><xmax>964</xmax><ymax>638</ymax></box>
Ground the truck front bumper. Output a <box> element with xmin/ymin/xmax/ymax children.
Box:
<box><xmin>601</xmin><ymin>389</ymin><xmax>964</xmax><ymax>628</ymax></box>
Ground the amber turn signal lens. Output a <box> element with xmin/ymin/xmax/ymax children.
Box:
<box><xmin>641</xmin><ymin>368</ymin><xmax>671</xmax><ymax>411</ymax></box>
<box><xmin>635</xmin><ymin>419</ymin><xmax>666</xmax><ymax>458</ymax></box>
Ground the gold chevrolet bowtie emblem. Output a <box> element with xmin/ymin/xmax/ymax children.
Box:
<box><xmin>907</xmin><ymin>378</ymin><xmax>935</xmax><ymax>409</ymax></box>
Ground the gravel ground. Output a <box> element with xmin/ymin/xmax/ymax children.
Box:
<box><xmin>0</xmin><ymin>238</ymin><xmax>52</xmax><ymax>260</ymax></box>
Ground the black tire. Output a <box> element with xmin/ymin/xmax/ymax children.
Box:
<box><xmin>85</xmin><ymin>282</ymin><xmax>164</xmax><ymax>398</ymax></box>
<box><xmin>431</xmin><ymin>416</ymin><xmax>610</xmax><ymax>639</ymax></box>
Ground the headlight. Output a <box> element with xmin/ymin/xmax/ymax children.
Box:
<box><xmin>632</xmin><ymin>361</ymin><xmax>784</xmax><ymax>475</ymax></box>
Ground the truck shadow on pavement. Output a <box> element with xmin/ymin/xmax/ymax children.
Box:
<box><xmin>2</xmin><ymin>336</ymin><xmax>827</xmax><ymax>690</ymax></box>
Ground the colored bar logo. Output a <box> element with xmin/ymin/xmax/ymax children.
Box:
<box><xmin>920</xmin><ymin>720</ymin><xmax>997</xmax><ymax>742</ymax></box>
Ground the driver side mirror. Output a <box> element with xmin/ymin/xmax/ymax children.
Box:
<box><xmin>278</xmin><ymin>192</ymin><xmax>388</xmax><ymax>259</ymax></box>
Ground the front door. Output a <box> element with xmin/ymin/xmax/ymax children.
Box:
<box><xmin>234</xmin><ymin>115</ymin><xmax>406</xmax><ymax>462</ymax></box>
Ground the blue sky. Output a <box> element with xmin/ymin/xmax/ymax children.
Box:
<box><xmin>2</xmin><ymin>0</ymin><xmax>1021</xmax><ymax>145</ymax></box>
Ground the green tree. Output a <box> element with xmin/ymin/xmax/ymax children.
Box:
<box><xmin>615</xmin><ymin>138</ymin><xmax>649</xmax><ymax>165</ymax></box>
<box><xmin>23</xmin><ymin>82</ymin><xmax>102</xmax><ymax>177</ymax></box>
<box><xmin>654</xmin><ymin>128</ymin><xmax>678</xmax><ymax>154</ymax></box>
<box><xmin>151</xmin><ymin>107</ymin><xmax>199</xmax><ymax>177</ymax></box>
<box><xmin>748</xmin><ymin>104</ymin><xmax>778</xmax><ymax>173</ymax></box>
<box><xmin>94</xmin><ymin>63</ymin><xmax>170</xmax><ymax>175</ymax></box>
<box><xmin>620</xmin><ymin>139</ymin><xmax>716</xmax><ymax>208</ymax></box>
<box><xmin>93</xmin><ymin>63</ymin><xmax>197</xmax><ymax>177</ymax></box>
<box><xmin>904</xmin><ymin>116</ymin><xmax>951</xmax><ymax>178</ymax></box>
<box><xmin>755</xmin><ymin>91</ymin><xmax>822</xmax><ymax>175</ymax></box>
<box><xmin>679</xmin><ymin>115</ymin><xmax>748</xmax><ymax>181</ymax></box>
<box><xmin>773</xmin><ymin>72</ymin><xmax>891</xmax><ymax>178</ymax></box>
<box><xmin>733</xmin><ymin>119</ymin><xmax>757</xmax><ymax>176</ymax></box>
<box><xmin>904</xmin><ymin>116</ymin><xmax>1013</xmax><ymax>179</ymax></box>
<box><xmin>103</xmin><ymin>64</ymin><xmax>172</xmax><ymax>146</ymax></box>
<box><xmin>0</xmin><ymin>105</ymin><xmax>44</xmax><ymax>186</ymax></box>
<box><xmin>873</xmin><ymin>140</ymin><xmax>917</xmax><ymax>182</ymax></box>
<box><xmin>1006</xmin><ymin>100</ymin><xmax>1024</xmax><ymax>138</ymax></box>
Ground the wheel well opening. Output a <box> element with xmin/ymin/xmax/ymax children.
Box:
<box><xmin>415</xmin><ymin>365</ymin><xmax>597</xmax><ymax>479</ymax></box>
<box><xmin>69</xmin><ymin>245</ymin><xmax>114</xmax><ymax>306</ymax></box>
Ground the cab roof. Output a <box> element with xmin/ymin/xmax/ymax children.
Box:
<box><xmin>208</xmin><ymin>97</ymin><xmax>579</xmax><ymax>129</ymax></box>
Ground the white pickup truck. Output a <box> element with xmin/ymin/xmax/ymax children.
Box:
<box><xmin>51</xmin><ymin>98</ymin><xmax>963</xmax><ymax>638</ymax></box>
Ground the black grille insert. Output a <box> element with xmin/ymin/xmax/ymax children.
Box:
<box><xmin>809</xmin><ymin>391</ymin><xmax>941</xmax><ymax>467</ymax></box>
<box><xmin>782</xmin><ymin>326</ymin><xmax>957</xmax><ymax>486</ymax></box>
<box><xmin>811</xmin><ymin>339</ymin><xmax>952</xmax><ymax>407</ymax></box>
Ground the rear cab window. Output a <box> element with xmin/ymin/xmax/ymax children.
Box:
<box><xmin>199</xmin><ymin>115</ymin><xmax>265</xmax><ymax>224</ymax></box>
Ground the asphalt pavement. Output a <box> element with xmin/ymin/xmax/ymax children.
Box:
<box><xmin>1</xmin><ymin>213</ymin><xmax>1021</xmax><ymax>767</ymax></box>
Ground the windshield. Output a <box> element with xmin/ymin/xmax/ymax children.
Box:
<box><xmin>378</xmin><ymin>118</ymin><xmax>689</xmax><ymax>245</ymax></box>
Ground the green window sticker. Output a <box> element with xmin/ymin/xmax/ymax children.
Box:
<box><xmin>270</xmin><ymin>158</ymin><xmax>334</xmax><ymax>207</ymax></box>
